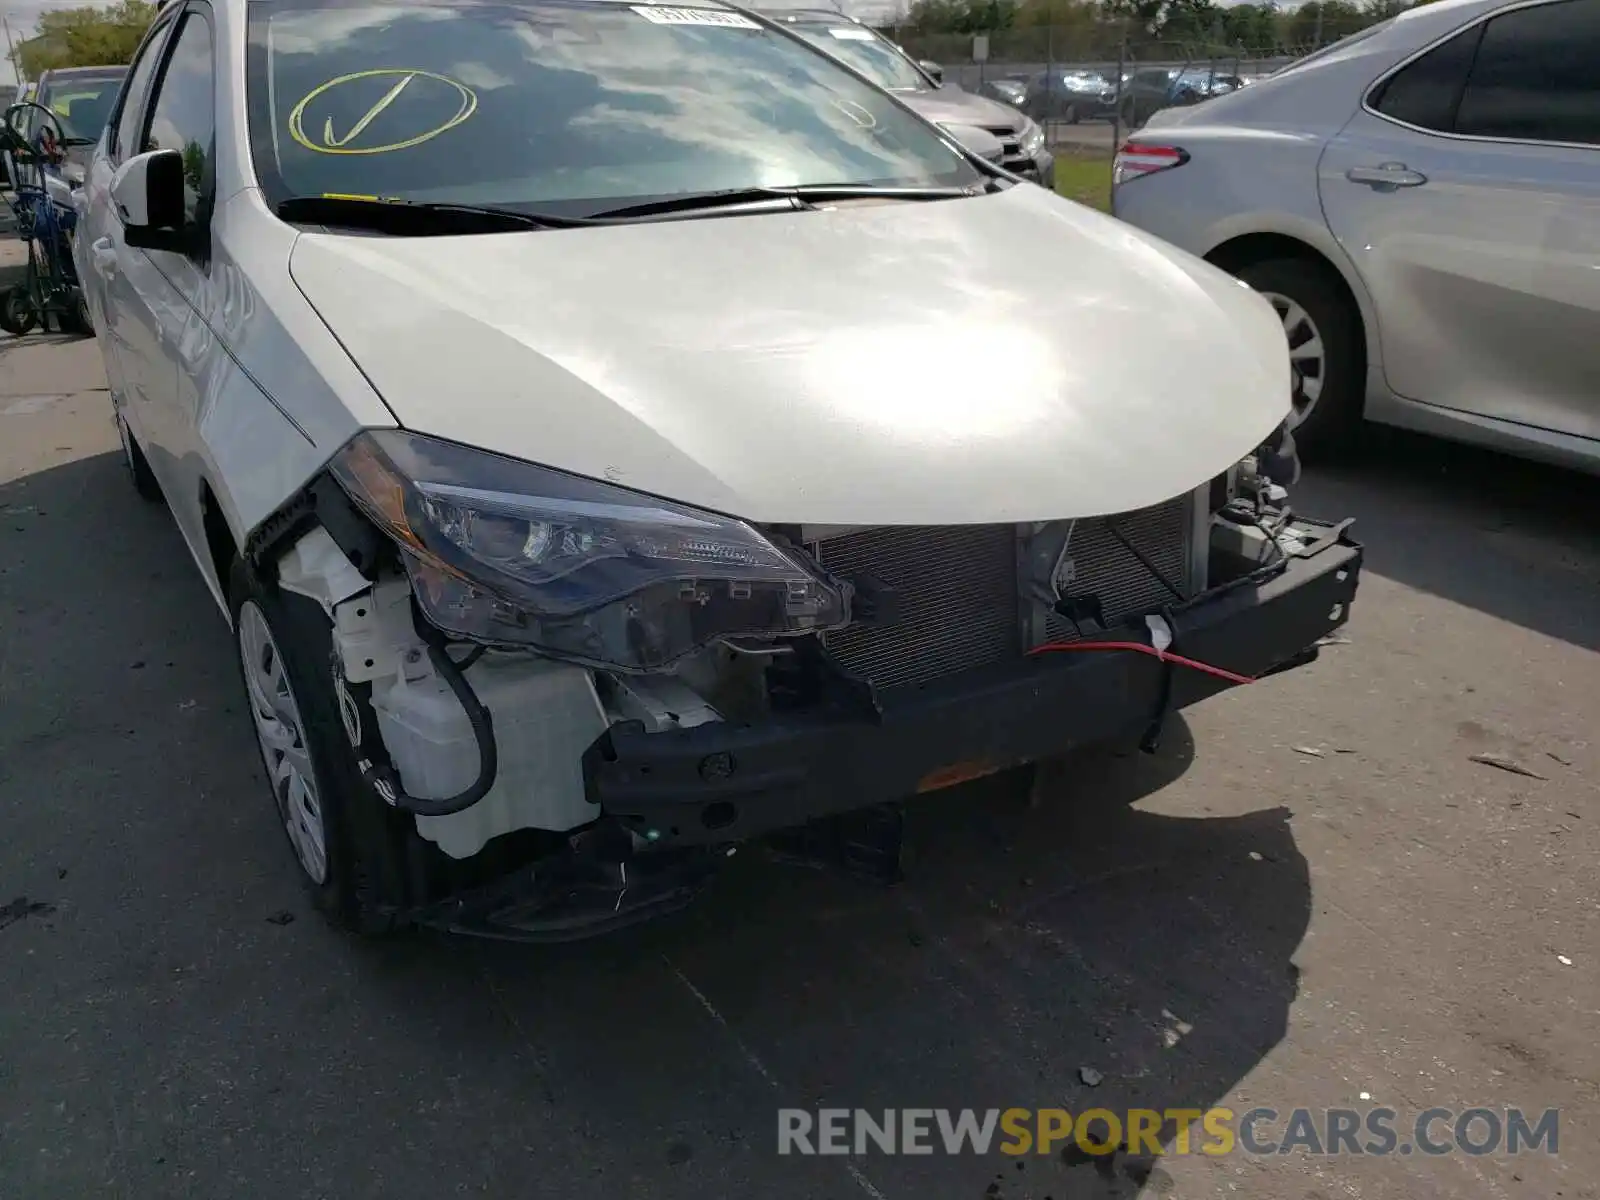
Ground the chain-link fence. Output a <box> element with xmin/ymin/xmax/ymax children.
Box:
<box><xmin>890</xmin><ymin>24</ymin><xmax>1313</xmax><ymax>209</ymax></box>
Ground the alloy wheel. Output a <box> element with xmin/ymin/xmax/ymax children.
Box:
<box><xmin>237</xmin><ymin>600</ymin><xmax>328</xmax><ymax>884</ymax></box>
<box><xmin>1259</xmin><ymin>290</ymin><xmax>1326</xmax><ymax>429</ymax></box>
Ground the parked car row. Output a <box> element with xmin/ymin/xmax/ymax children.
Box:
<box><xmin>1118</xmin><ymin>66</ymin><xmax>1243</xmax><ymax>125</ymax></box>
<box><xmin>1021</xmin><ymin>69</ymin><xmax>1121</xmax><ymax>123</ymax></box>
<box><xmin>755</xmin><ymin>8</ymin><xmax>1055</xmax><ymax>185</ymax></box>
<box><xmin>977</xmin><ymin>64</ymin><xmax>1253</xmax><ymax>126</ymax></box>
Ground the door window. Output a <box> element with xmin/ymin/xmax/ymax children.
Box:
<box><xmin>1368</xmin><ymin>22</ymin><xmax>1482</xmax><ymax>131</ymax></box>
<box><xmin>1455</xmin><ymin>0</ymin><xmax>1600</xmax><ymax>145</ymax></box>
<box><xmin>141</xmin><ymin>9</ymin><xmax>215</xmax><ymax>223</ymax></box>
<box><xmin>111</xmin><ymin>16</ymin><xmax>175</xmax><ymax>160</ymax></box>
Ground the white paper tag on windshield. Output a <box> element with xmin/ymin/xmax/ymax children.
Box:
<box><xmin>828</xmin><ymin>26</ymin><xmax>876</xmax><ymax>39</ymax></box>
<box><xmin>632</xmin><ymin>6</ymin><xmax>760</xmax><ymax>28</ymax></box>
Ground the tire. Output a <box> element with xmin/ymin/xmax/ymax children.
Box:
<box><xmin>0</xmin><ymin>285</ymin><xmax>35</xmax><ymax>336</ymax></box>
<box><xmin>1062</xmin><ymin>102</ymin><xmax>1079</xmax><ymax>125</ymax></box>
<box><xmin>116</xmin><ymin>412</ymin><xmax>164</xmax><ymax>502</ymax></box>
<box><xmin>229</xmin><ymin>556</ymin><xmax>418</xmax><ymax>935</ymax></box>
<box><xmin>70</xmin><ymin>287</ymin><xmax>92</xmax><ymax>335</ymax></box>
<box><xmin>1234</xmin><ymin>257</ymin><xmax>1365</xmax><ymax>455</ymax></box>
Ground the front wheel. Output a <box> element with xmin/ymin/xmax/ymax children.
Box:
<box><xmin>69</xmin><ymin>287</ymin><xmax>92</xmax><ymax>335</ymax></box>
<box><xmin>1235</xmin><ymin>257</ymin><xmax>1365</xmax><ymax>455</ymax></box>
<box><xmin>230</xmin><ymin>558</ymin><xmax>420</xmax><ymax>934</ymax></box>
<box><xmin>116</xmin><ymin>413</ymin><xmax>163</xmax><ymax>502</ymax></box>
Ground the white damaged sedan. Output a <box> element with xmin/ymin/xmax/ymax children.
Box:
<box><xmin>81</xmin><ymin>0</ymin><xmax>1360</xmax><ymax>938</ymax></box>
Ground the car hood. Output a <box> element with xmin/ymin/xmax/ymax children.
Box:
<box><xmin>288</xmin><ymin>185</ymin><xmax>1291</xmax><ymax>525</ymax></box>
<box><xmin>897</xmin><ymin>86</ymin><xmax>1027</xmax><ymax>132</ymax></box>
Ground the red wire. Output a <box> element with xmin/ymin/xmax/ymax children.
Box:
<box><xmin>1026</xmin><ymin>640</ymin><xmax>1257</xmax><ymax>686</ymax></box>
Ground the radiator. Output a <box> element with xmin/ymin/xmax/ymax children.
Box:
<box><xmin>811</xmin><ymin>524</ymin><xmax>1020</xmax><ymax>692</ymax></box>
<box><xmin>1042</xmin><ymin>497</ymin><xmax>1194</xmax><ymax>645</ymax></box>
<box><xmin>808</xmin><ymin>495</ymin><xmax>1194</xmax><ymax>692</ymax></box>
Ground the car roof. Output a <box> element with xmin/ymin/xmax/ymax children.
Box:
<box><xmin>39</xmin><ymin>65</ymin><xmax>127</xmax><ymax>79</ymax></box>
<box><xmin>37</xmin><ymin>66</ymin><xmax>128</xmax><ymax>94</ymax></box>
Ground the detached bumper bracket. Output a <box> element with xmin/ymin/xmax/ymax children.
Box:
<box><xmin>1138</xmin><ymin>604</ymin><xmax>1179</xmax><ymax>756</ymax></box>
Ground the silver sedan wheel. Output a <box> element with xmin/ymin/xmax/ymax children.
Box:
<box><xmin>1259</xmin><ymin>290</ymin><xmax>1326</xmax><ymax>430</ymax></box>
<box><xmin>237</xmin><ymin>600</ymin><xmax>328</xmax><ymax>885</ymax></box>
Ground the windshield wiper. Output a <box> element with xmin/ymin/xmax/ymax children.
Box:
<box><xmin>275</xmin><ymin>195</ymin><xmax>590</xmax><ymax>235</ymax></box>
<box><xmin>277</xmin><ymin>184</ymin><xmax>976</xmax><ymax>233</ymax></box>
<box><xmin>588</xmin><ymin>184</ymin><xmax>974</xmax><ymax>221</ymax></box>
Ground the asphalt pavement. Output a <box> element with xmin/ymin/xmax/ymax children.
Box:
<box><xmin>1</xmin><ymin>333</ymin><xmax>1597</xmax><ymax>1200</ymax></box>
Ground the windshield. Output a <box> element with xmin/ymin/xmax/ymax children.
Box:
<box><xmin>30</xmin><ymin>72</ymin><xmax>124</xmax><ymax>142</ymax></box>
<box><xmin>782</xmin><ymin>23</ymin><xmax>931</xmax><ymax>91</ymax></box>
<box><xmin>245</xmin><ymin>0</ymin><xmax>976</xmax><ymax>217</ymax></box>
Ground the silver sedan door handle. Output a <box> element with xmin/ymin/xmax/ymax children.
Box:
<box><xmin>1346</xmin><ymin>163</ymin><xmax>1428</xmax><ymax>188</ymax></box>
<box><xmin>91</xmin><ymin>235</ymin><xmax>119</xmax><ymax>278</ymax></box>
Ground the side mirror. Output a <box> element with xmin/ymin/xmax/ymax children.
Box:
<box><xmin>919</xmin><ymin>60</ymin><xmax>944</xmax><ymax>86</ymax></box>
<box><xmin>112</xmin><ymin>148</ymin><xmax>189</xmax><ymax>251</ymax></box>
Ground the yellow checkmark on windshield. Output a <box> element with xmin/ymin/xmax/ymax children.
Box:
<box><xmin>288</xmin><ymin>69</ymin><xmax>477</xmax><ymax>155</ymax></box>
<box><xmin>323</xmin><ymin>72</ymin><xmax>414</xmax><ymax>148</ymax></box>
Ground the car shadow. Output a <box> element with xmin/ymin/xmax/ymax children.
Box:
<box><xmin>1</xmin><ymin>449</ymin><xmax>1311</xmax><ymax>1200</ymax></box>
<box><xmin>351</xmin><ymin>726</ymin><xmax>1309</xmax><ymax>1198</ymax></box>
<box><xmin>1293</xmin><ymin>427</ymin><xmax>1600</xmax><ymax>652</ymax></box>
<box><xmin>359</xmin><ymin>725</ymin><xmax>1306</xmax><ymax>1196</ymax></box>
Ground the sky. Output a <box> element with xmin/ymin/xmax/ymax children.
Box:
<box><xmin>1</xmin><ymin>0</ymin><xmax>94</xmax><ymax>85</ymax></box>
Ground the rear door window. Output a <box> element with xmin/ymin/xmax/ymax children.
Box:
<box><xmin>1369</xmin><ymin>22</ymin><xmax>1482</xmax><ymax>131</ymax></box>
<box><xmin>1454</xmin><ymin>0</ymin><xmax>1600</xmax><ymax>145</ymax></box>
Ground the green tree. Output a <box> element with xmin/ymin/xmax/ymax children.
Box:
<box><xmin>1157</xmin><ymin>0</ymin><xmax>1224</xmax><ymax>44</ymax></box>
<box><xmin>1012</xmin><ymin>0</ymin><xmax>1101</xmax><ymax>31</ymax></box>
<box><xmin>1099</xmin><ymin>0</ymin><xmax>1168</xmax><ymax>35</ymax></box>
<box><xmin>16</xmin><ymin>0</ymin><xmax>155</xmax><ymax>79</ymax></box>
<box><xmin>181</xmin><ymin>139</ymin><xmax>204</xmax><ymax>193</ymax></box>
<box><xmin>1283</xmin><ymin>0</ymin><xmax>1366</xmax><ymax>46</ymax></box>
<box><xmin>1218</xmin><ymin>3</ymin><xmax>1282</xmax><ymax>52</ymax></box>
<box><xmin>903</xmin><ymin>0</ymin><xmax>1019</xmax><ymax>33</ymax></box>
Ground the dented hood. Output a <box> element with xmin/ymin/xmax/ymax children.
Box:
<box><xmin>289</xmin><ymin>185</ymin><xmax>1291</xmax><ymax>525</ymax></box>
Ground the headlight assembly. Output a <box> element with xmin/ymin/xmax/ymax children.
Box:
<box><xmin>329</xmin><ymin>430</ymin><xmax>851</xmax><ymax>671</ymax></box>
<box><xmin>1018</xmin><ymin>117</ymin><xmax>1045</xmax><ymax>159</ymax></box>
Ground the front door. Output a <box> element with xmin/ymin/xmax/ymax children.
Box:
<box><xmin>111</xmin><ymin>3</ymin><xmax>218</xmax><ymax>556</ymax></box>
<box><xmin>83</xmin><ymin>8</ymin><xmax>178</xmax><ymax>453</ymax></box>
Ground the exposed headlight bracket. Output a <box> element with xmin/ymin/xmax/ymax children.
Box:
<box><xmin>326</xmin><ymin>430</ymin><xmax>852</xmax><ymax>672</ymax></box>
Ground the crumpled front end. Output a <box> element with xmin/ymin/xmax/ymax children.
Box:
<box><xmin>251</xmin><ymin>420</ymin><xmax>1358</xmax><ymax>941</ymax></box>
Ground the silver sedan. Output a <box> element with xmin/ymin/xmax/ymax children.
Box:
<box><xmin>1112</xmin><ymin>0</ymin><xmax>1599</xmax><ymax>472</ymax></box>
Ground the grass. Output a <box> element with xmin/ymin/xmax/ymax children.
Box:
<box><xmin>1052</xmin><ymin>150</ymin><xmax>1114</xmax><ymax>213</ymax></box>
